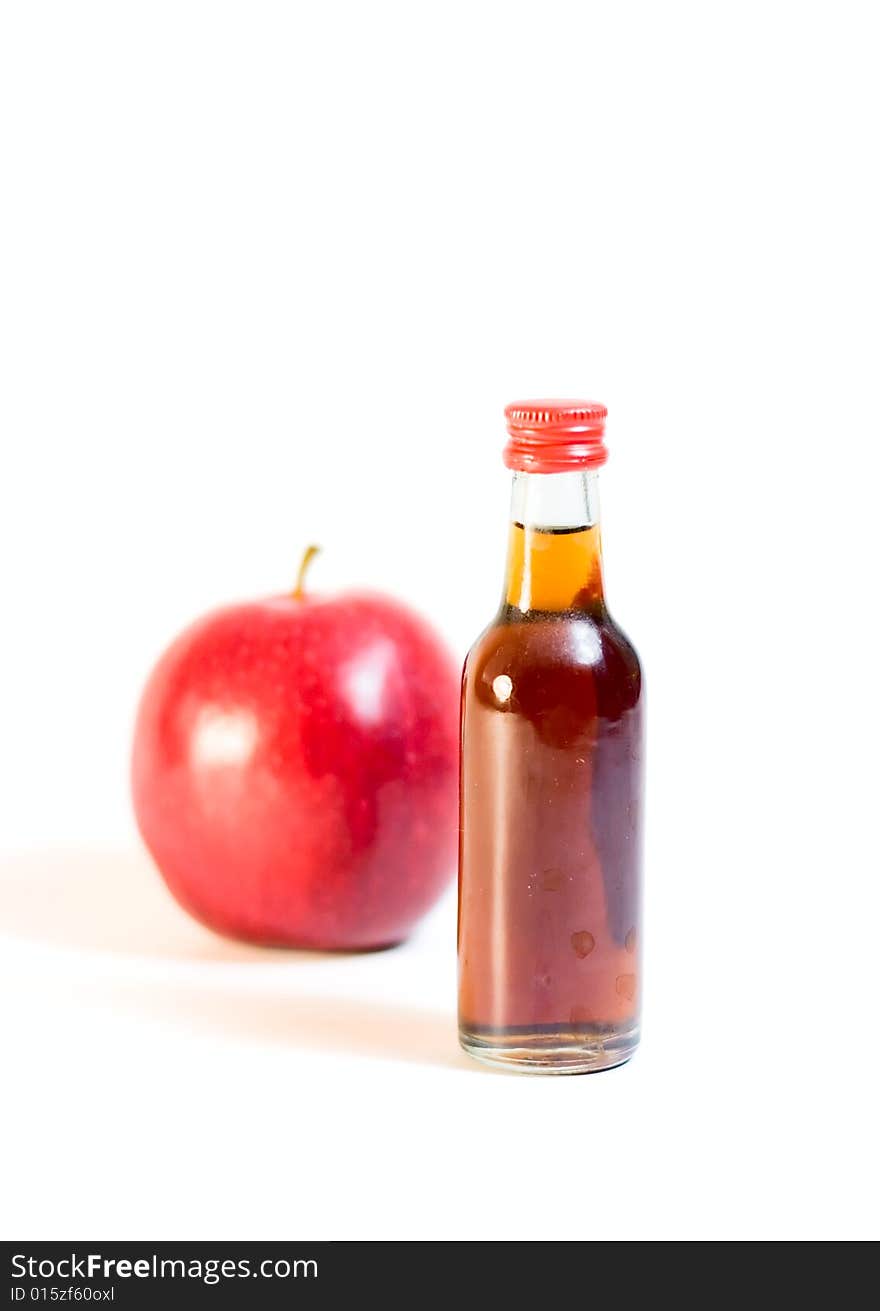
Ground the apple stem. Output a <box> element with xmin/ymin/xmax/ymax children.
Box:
<box><xmin>293</xmin><ymin>544</ymin><xmax>321</xmax><ymax>599</ymax></box>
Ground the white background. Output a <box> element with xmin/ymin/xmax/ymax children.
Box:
<box><xmin>1</xmin><ymin>1</ymin><xmax>877</xmax><ymax>1241</ymax></box>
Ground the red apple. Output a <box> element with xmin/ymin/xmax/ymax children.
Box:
<box><xmin>131</xmin><ymin>550</ymin><xmax>460</xmax><ymax>949</ymax></box>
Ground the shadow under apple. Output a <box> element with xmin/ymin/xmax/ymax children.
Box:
<box><xmin>0</xmin><ymin>847</ymin><xmax>475</xmax><ymax>1073</ymax></box>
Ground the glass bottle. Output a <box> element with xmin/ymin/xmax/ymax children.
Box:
<box><xmin>458</xmin><ymin>401</ymin><xmax>643</xmax><ymax>1073</ymax></box>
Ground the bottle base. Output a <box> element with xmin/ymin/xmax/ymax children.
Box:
<box><xmin>459</xmin><ymin>1020</ymin><xmax>639</xmax><ymax>1075</ymax></box>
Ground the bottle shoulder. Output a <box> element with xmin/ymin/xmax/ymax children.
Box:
<box><xmin>464</xmin><ymin>607</ymin><xmax>642</xmax><ymax>720</ymax></box>
<box><xmin>467</xmin><ymin>607</ymin><xmax>640</xmax><ymax>673</ymax></box>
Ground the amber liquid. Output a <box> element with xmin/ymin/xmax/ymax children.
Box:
<box><xmin>458</xmin><ymin>518</ymin><xmax>643</xmax><ymax>1072</ymax></box>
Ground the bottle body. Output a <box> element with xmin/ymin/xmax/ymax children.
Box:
<box><xmin>458</xmin><ymin>467</ymin><xmax>643</xmax><ymax>1073</ymax></box>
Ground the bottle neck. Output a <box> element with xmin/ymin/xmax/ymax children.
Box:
<box><xmin>502</xmin><ymin>470</ymin><xmax>605</xmax><ymax>614</ymax></box>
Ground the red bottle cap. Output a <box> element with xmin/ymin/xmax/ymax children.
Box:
<box><xmin>503</xmin><ymin>400</ymin><xmax>608</xmax><ymax>473</ymax></box>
